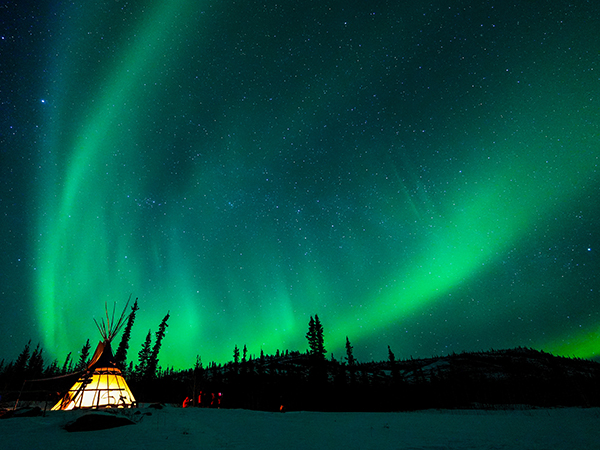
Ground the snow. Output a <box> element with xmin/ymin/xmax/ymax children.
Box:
<box><xmin>2</xmin><ymin>405</ymin><xmax>600</xmax><ymax>449</ymax></box>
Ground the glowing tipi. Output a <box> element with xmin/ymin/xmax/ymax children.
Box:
<box><xmin>52</xmin><ymin>301</ymin><xmax>137</xmax><ymax>410</ymax></box>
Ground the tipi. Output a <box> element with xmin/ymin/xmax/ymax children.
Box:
<box><xmin>52</xmin><ymin>301</ymin><xmax>137</xmax><ymax>410</ymax></box>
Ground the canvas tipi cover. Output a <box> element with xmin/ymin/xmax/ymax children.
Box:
<box><xmin>52</xmin><ymin>300</ymin><xmax>137</xmax><ymax>410</ymax></box>
<box><xmin>52</xmin><ymin>341</ymin><xmax>136</xmax><ymax>410</ymax></box>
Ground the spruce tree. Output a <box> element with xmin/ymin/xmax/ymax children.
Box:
<box><xmin>27</xmin><ymin>343</ymin><xmax>44</xmax><ymax>378</ymax></box>
<box><xmin>258</xmin><ymin>349</ymin><xmax>266</xmax><ymax>376</ymax></box>
<box><xmin>14</xmin><ymin>341</ymin><xmax>31</xmax><ymax>378</ymax></box>
<box><xmin>306</xmin><ymin>315</ymin><xmax>326</xmax><ymax>358</ymax></box>
<box><xmin>345</xmin><ymin>336</ymin><xmax>355</xmax><ymax>366</ymax></box>
<box><xmin>61</xmin><ymin>352</ymin><xmax>72</xmax><ymax>374</ymax></box>
<box><xmin>388</xmin><ymin>345</ymin><xmax>400</xmax><ymax>381</ymax></box>
<box><xmin>233</xmin><ymin>345</ymin><xmax>240</xmax><ymax>364</ymax></box>
<box><xmin>306</xmin><ymin>315</ymin><xmax>327</xmax><ymax>398</ymax></box>
<box><xmin>306</xmin><ymin>316</ymin><xmax>317</xmax><ymax>354</ymax></box>
<box><xmin>136</xmin><ymin>329</ymin><xmax>152</xmax><ymax>378</ymax></box>
<box><xmin>194</xmin><ymin>354</ymin><xmax>203</xmax><ymax>373</ymax></box>
<box><xmin>345</xmin><ymin>336</ymin><xmax>356</xmax><ymax>385</ymax></box>
<box><xmin>114</xmin><ymin>297</ymin><xmax>139</xmax><ymax>369</ymax></box>
<box><xmin>387</xmin><ymin>345</ymin><xmax>396</xmax><ymax>364</ymax></box>
<box><xmin>145</xmin><ymin>312</ymin><xmax>170</xmax><ymax>379</ymax></box>
<box><xmin>314</xmin><ymin>315</ymin><xmax>325</xmax><ymax>357</ymax></box>
<box><xmin>76</xmin><ymin>339</ymin><xmax>91</xmax><ymax>371</ymax></box>
<box><xmin>45</xmin><ymin>359</ymin><xmax>60</xmax><ymax>377</ymax></box>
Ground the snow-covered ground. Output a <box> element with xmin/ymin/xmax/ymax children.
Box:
<box><xmin>2</xmin><ymin>405</ymin><xmax>600</xmax><ymax>449</ymax></box>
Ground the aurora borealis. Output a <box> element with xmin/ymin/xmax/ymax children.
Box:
<box><xmin>2</xmin><ymin>2</ymin><xmax>599</xmax><ymax>369</ymax></box>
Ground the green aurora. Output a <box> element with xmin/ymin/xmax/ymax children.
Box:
<box><xmin>2</xmin><ymin>1</ymin><xmax>599</xmax><ymax>369</ymax></box>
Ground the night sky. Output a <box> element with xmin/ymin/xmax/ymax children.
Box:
<box><xmin>2</xmin><ymin>1</ymin><xmax>599</xmax><ymax>369</ymax></box>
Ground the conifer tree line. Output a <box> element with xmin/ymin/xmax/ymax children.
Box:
<box><xmin>4</xmin><ymin>304</ymin><xmax>600</xmax><ymax>411</ymax></box>
<box><xmin>1</xmin><ymin>309</ymin><xmax>336</xmax><ymax>389</ymax></box>
<box><xmin>0</xmin><ymin>297</ymin><xmax>171</xmax><ymax>390</ymax></box>
<box><xmin>1</xmin><ymin>308</ymin><xmax>354</xmax><ymax>399</ymax></box>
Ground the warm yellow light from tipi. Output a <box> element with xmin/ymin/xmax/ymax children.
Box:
<box><xmin>52</xmin><ymin>367</ymin><xmax>136</xmax><ymax>410</ymax></box>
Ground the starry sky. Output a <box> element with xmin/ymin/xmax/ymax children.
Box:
<box><xmin>1</xmin><ymin>1</ymin><xmax>599</xmax><ymax>369</ymax></box>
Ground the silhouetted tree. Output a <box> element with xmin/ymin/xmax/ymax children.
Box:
<box><xmin>233</xmin><ymin>345</ymin><xmax>240</xmax><ymax>364</ymax></box>
<box><xmin>387</xmin><ymin>345</ymin><xmax>395</xmax><ymax>363</ymax></box>
<box><xmin>136</xmin><ymin>329</ymin><xmax>152</xmax><ymax>378</ymax></box>
<box><xmin>76</xmin><ymin>339</ymin><xmax>91</xmax><ymax>371</ymax></box>
<box><xmin>146</xmin><ymin>311</ymin><xmax>170</xmax><ymax>379</ymax></box>
<box><xmin>61</xmin><ymin>352</ymin><xmax>72</xmax><ymax>374</ymax></box>
<box><xmin>45</xmin><ymin>359</ymin><xmax>60</xmax><ymax>377</ymax></box>
<box><xmin>115</xmin><ymin>297</ymin><xmax>139</xmax><ymax>369</ymax></box>
<box><xmin>14</xmin><ymin>341</ymin><xmax>31</xmax><ymax>379</ymax></box>
<box><xmin>306</xmin><ymin>315</ymin><xmax>327</xmax><ymax>402</ymax></box>
<box><xmin>345</xmin><ymin>336</ymin><xmax>355</xmax><ymax>366</ymax></box>
<box><xmin>27</xmin><ymin>343</ymin><xmax>44</xmax><ymax>378</ymax></box>
<box><xmin>388</xmin><ymin>345</ymin><xmax>400</xmax><ymax>381</ymax></box>
<box><xmin>346</xmin><ymin>336</ymin><xmax>356</xmax><ymax>384</ymax></box>
<box><xmin>306</xmin><ymin>316</ymin><xmax>316</xmax><ymax>354</ymax></box>
<box><xmin>306</xmin><ymin>315</ymin><xmax>326</xmax><ymax>359</ymax></box>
